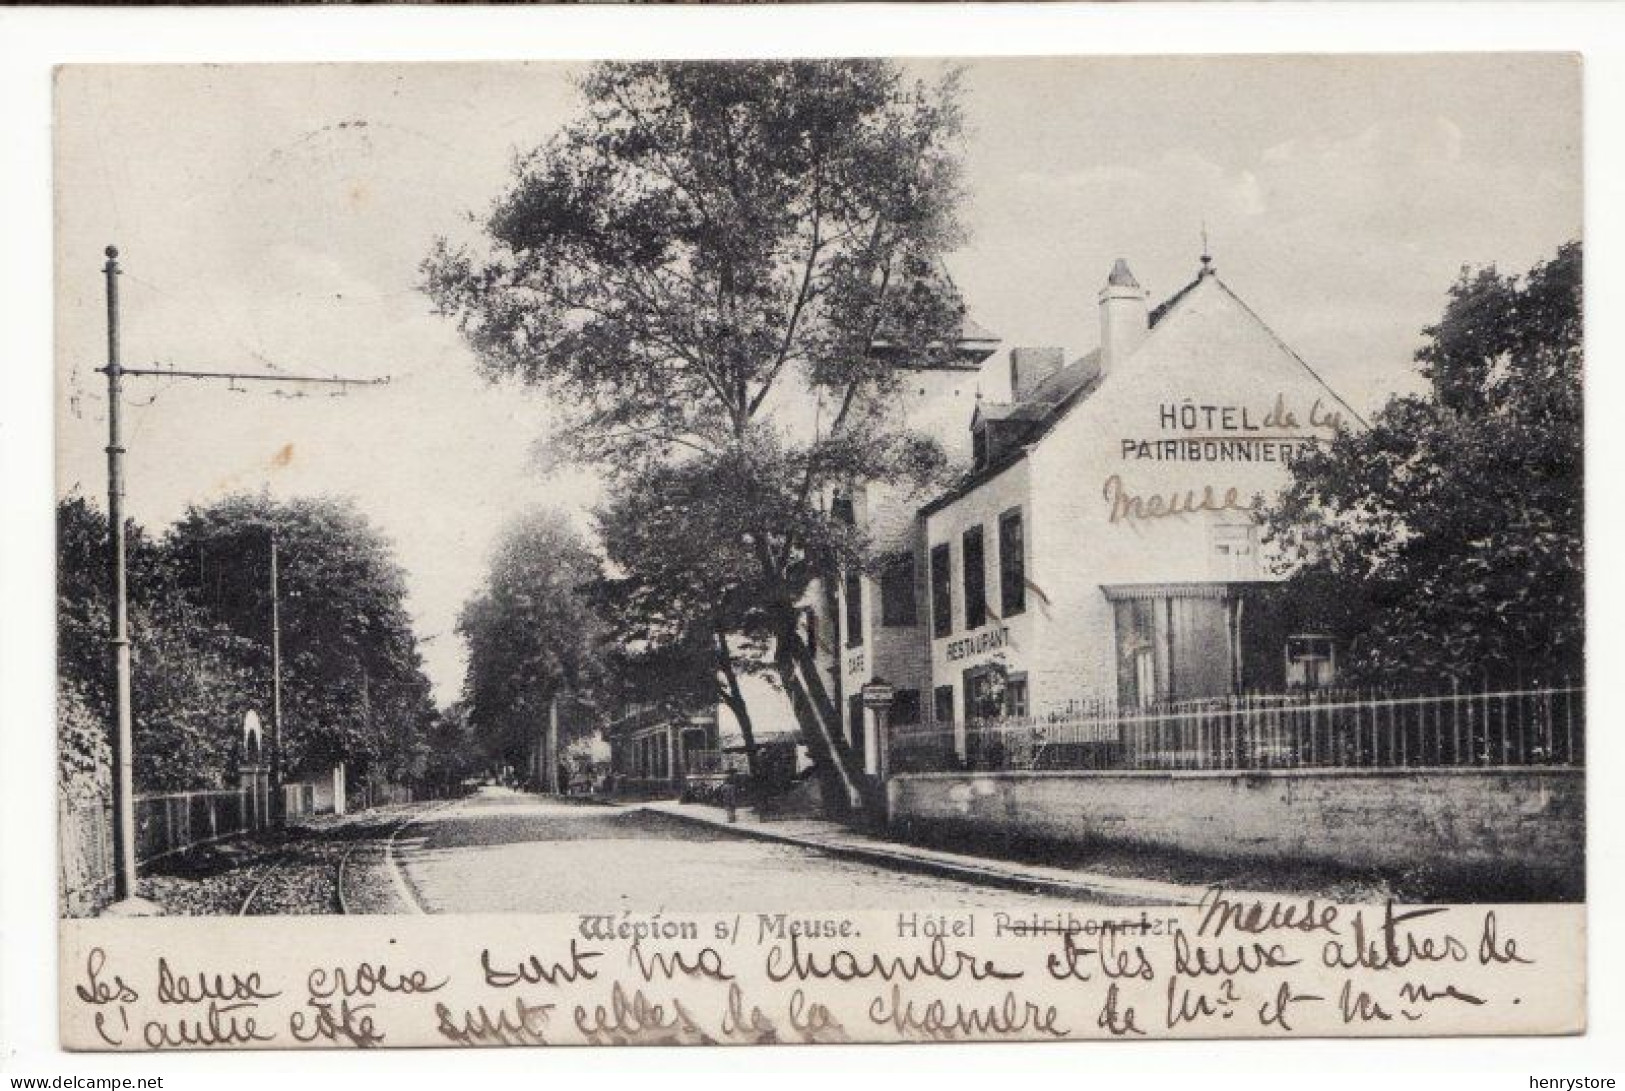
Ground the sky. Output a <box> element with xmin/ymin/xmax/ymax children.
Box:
<box><xmin>53</xmin><ymin>56</ymin><xmax>1581</xmax><ymax>703</ymax></box>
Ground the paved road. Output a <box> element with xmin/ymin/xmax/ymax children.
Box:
<box><xmin>393</xmin><ymin>788</ymin><xmax>1095</xmax><ymax>913</ymax></box>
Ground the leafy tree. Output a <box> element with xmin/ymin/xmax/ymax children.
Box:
<box><xmin>166</xmin><ymin>493</ymin><xmax>436</xmax><ymax>785</ymax></box>
<box><xmin>57</xmin><ymin>495</ymin><xmax>259</xmax><ymax>792</ymax></box>
<box><xmin>424</xmin><ymin>60</ymin><xmax>969</xmax><ymax>815</ymax></box>
<box><xmin>1263</xmin><ymin>241</ymin><xmax>1583</xmax><ymax>686</ymax></box>
<box><xmin>57</xmin><ymin>678</ymin><xmax>111</xmax><ymax>802</ymax></box>
<box><xmin>457</xmin><ymin>509</ymin><xmax>606</xmax><ymax>774</ymax></box>
<box><xmin>420</xmin><ymin>701</ymin><xmax>481</xmax><ymax>796</ymax></box>
<box><xmin>595</xmin><ymin>465</ymin><xmax>792</xmax><ymax>778</ymax></box>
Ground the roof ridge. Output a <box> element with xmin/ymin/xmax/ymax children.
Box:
<box><xmin>1205</xmin><ymin>276</ymin><xmax>1368</xmax><ymax>428</ymax></box>
<box><xmin>919</xmin><ymin>268</ymin><xmax>1364</xmax><ymax>518</ymax></box>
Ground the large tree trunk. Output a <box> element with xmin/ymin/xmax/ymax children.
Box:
<box><xmin>774</xmin><ymin>650</ymin><xmax>850</xmax><ymax>818</ymax></box>
<box><xmin>770</xmin><ymin>609</ymin><xmax>881</xmax><ymax>822</ymax></box>
<box><xmin>715</xmin><ymin>629</ymin><xmax>761</xmax><ymax>781</ymax></box>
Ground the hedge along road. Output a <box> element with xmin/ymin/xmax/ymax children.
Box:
<box><xmin>386</xmin><ymin>787</ymin><xmax>1098</xmax><ymax>914</ymax></box>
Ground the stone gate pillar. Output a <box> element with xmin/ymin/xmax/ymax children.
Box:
<box><xmin>238</xmin><ymin>710</ymin><xmax>268</xmax><ymax>830</ymax></box>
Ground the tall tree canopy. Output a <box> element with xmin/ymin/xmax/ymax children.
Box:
<box><xmin>1263</xmin><ymin>241</ymin><xmax>1583</xmax><ymax>686</ymax></box>
<box><xmin>594</xmin><ymin>463</ymin><xmax>800</xmax><ymax>776</ymax></box>
<box><xmin>425</xmin><ymin>60</ymin><xmax>971</xmax><ymax>813</ymax></box>
<box><xmin>458</xmin><ymin>509</ymin><xmax>606</xmax><ymax>772</ymax></box>
<box><xmin>167</xmin><ymin>493</ymin><xmax>436</xmax><ymax>783</ymax></box>
<box><xmin>58</xmin><ymin>495</ymin><xmax>258</xmax><ymax>793</ymax></box>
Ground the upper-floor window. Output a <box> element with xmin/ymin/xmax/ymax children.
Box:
<box><xmin>930</xmin><ymin>542</ymin><xmax>953</xmax><ymax>638</ymax></box>
<box><xmin>879</xmin><ymin>552</ymin><xmax>917</xmax><ymax>627</ymax></box>
<box><xmin>998</xmin><ymin>508</ymin><xmax>1026</xmax><ymax>617</ymax></box>
<box><xmin>962</xmin><ymin>525</ymin><xmax>987</xmax><ymax>630</ymax></box>
<box><xmin>1211</xmin><ymin>522</ymin><xmax>1261</xmax><ymax>580</ymax></box>
<box><xmin>843</xmin><ymin>570</ymin><xmax>864</xmax><ymax>648</ymax></box>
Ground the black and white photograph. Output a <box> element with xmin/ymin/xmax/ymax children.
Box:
<box><xmin>44</xmin><ymin>51</ymin><xmax>1588</xmax><ymax>1047</ymax></box>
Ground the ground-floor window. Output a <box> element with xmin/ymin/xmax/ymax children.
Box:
<box><xmin>1285</xmin><ymin>633</ymin><xmax>1337</xmax><ymax>688</ymax></box>
<box><xmin>1111</xmin><ymin>591</ymin><xmax>1237</xmax><ymax>707</ymax></box>
<box><xmin>891</xmin><ymin>688</ymin><xmax>921</xmax><ymax>726</ymax></box>
<box><xmin>933</xmin><ymin>684</ymin><xmax>955</xmax><ymax>724</ymax></box>
<box><xmin>1005</xmin><ymin>675</ymin><xmax>1029</xmax><ymax>718</ymax></box>
<box><xmin>1132</xmin><ymin>646</ymin><xmax>1157</xmax><ymax>709</ymax></box>
<box><xmin>964</xmin><ymin>666</ymin><xmax>996</xmax><ymax>721</ymax></box>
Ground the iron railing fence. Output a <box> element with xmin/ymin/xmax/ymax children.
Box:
<box><xmin>887</xmin><ymin>684</ymin><xmax>1584</xmax><ymax>775</ymax></box>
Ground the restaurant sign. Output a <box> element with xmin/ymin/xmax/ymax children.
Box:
<box><xmin>945</xmin><ymin>624</ymin><xmax>1010</xmax><ymax>663</ymax></box>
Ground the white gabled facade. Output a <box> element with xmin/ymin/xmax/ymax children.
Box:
<box><xmin>918</xmin><ymin>258</ymin><xmax>1359</xmax><ymax>749</ymax></box>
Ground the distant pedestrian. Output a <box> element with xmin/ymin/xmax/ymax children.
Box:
<box><xmin>722</xmin><ymin>769</ymin><xmax>740</xmax><ymax>823</ymax></box>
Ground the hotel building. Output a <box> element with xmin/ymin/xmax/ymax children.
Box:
<box><xmin>832</xmin><ymin>255</ymin><xmax>1361</xmax><ymax>769</ymax></box>
<box><xmin>712</xmin><ymin>253</ymin><xmax>1360</xmax><ymax>782</ymax></box>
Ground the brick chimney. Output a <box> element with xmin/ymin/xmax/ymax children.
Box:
<box><xmin>1098</xmin><ymin>258</ymin><xmax>1149</xmax><ymax>375</ymax></box>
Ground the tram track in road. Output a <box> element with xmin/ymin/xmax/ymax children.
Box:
<box><xmin>236</xmin><ymin>844</ymin><xmax>339</xmax><ymax>916</ymax></box>
<box><xmin>232</xmin><ymin>802</ymin><xmax>459</xmax><ymax>916</ymax></box>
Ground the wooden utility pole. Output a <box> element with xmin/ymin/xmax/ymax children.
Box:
<box><xmin>546</xmin><ymin>693</ymin><xmax>560</xmax><ymax>794</ymax></box>
<box><xmin>269</xmin><ymin>533</ymin><xmax>284</xmax><ymax>822</ymax></box>
<box><xmin>95</xmin><ymin>245</ymin><xmax>388</xmax><ymax>910</ymax></box>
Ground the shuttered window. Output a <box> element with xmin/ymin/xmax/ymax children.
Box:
<box><xmin>962</xmin><ymin>525</ymin><xmax>987</xmax><ymax>630</ymax></box>
<box><xmin>843</xmin><ymin>570</ymin><xmax>863</xmax><ymax>648</ymax></box>
<box><xmin>999</xmin><ymin>508</ymin><xmax>1025</xmax><ymax>617</ymax></box>
<box><xmin>930</xmin><ymin>542</ymin><xmax>952</xmax><ymax>637</ymax></box>
<box><xmin>880</xmin><ymin>552</ymin><xmax>917</xmax><ymax>627</ymax></box>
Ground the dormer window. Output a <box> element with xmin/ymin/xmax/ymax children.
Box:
<box><xmin>832</xmin><ymin>492</ymin><xmax>855</xmax><ymax>525</ymax></box>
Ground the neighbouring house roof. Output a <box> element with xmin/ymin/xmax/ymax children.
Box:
<box><xmin>957</xmin><ymin>315</ymin><xmax>1000</xmax><ymax>349</ymax></box>
<box><xmin>869</xmin><ymin>263</ymin><xmax>1001</xmax><ymax>371</ymax></box>
<box><xmin>970</xmin><ymin>399</ymin><xmax>1051</xmax><ymax>427</ymax></box>
<box><xmin>604</xmin><ymin>705</ymin><xmax>716</xmax><ymax>740</ymax></box>
<box><xmin>718</xmin><ymin>729</ymin><xmax>802</xmax><ymax>752</ymax></box>
<box><xmin>872</xmin><ymin>311</ymin><xmax>1001</xmax><ymax>371</ymax></box>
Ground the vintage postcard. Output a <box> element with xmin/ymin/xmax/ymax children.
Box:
<box><xmin>53</xmin><ymin>54</ymin><xmax>1584</xmax><ymax>1048</ymax></box>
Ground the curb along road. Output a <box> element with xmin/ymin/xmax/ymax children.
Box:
<box><xmin>625</xmin><ymin>799</ymin><xmax>1204</xmax><ymax>908</ymax></box>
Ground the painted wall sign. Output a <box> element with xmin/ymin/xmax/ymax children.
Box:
<box><xmin>1115</xmin><ymin>395</ymin><xmax>1343</xmax><ymax>463</ymax></box>
<box><xmin>1104</xmin><ymin>394</ymin><xmax>1345</xmax><ymax>523</ymax></box>
<box><xmin>1118</xmin><ymin>437</ymin><xmax>1316</xmax><ymax>463</ymax></box>
<box><xmin>945</xmin><ymin>624</ymin><xmax>1010</xmax><ymax>663</ymax></box>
